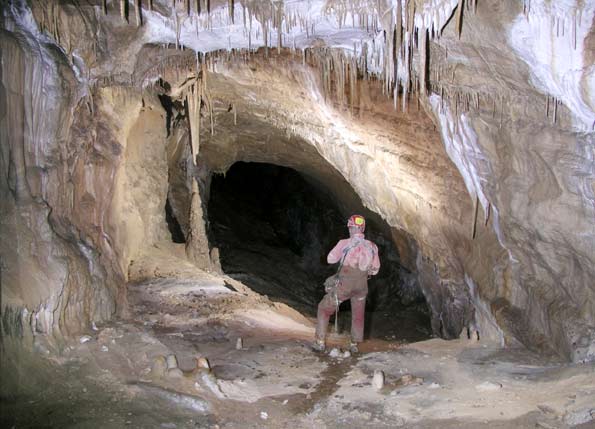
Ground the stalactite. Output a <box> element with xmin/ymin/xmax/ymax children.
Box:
<box><xmin>186</xmin><ymin>82</ymin><xmax>201</xmax><ymax>165</ymax></box>
<box><xmin>573</xmin><ymin>13</ymin><xmax>577</xmax><ymax>49</ymax></box>
<box><xmin>419</xmin><ymin>24</ymin><xmax>427</xmax><ymax>96</ymax></box>
<box><xmin>134</xmin><ymin>0</ymin><xmax>141</xmax><ymax>26</ymax></box>
<box><xmin>484</xmin><ymin>202</ymin><xmax>491</xmax><ymax>226</ymax></box>
<box><xmin>396</xmin><ymin>0</ymin><xmax>402</xmax><ymax>55</ymax></box>
<box><xmin>277</xmin><ymin>2</ymin><xmax>282</xmax><ymax>54</ymax></box>
<box><xmin>456</xmin><ymin>0</ymin><xmax>464</xmax><ymax>38</ymax></box>
<box><xmin>102</xmin><ymin>0</ymin><xmax>108</xmax><ymax>15</ymax></box>
<box><xmin>229</xmin><ymin>0</ymin><xmax>234</xmax><ymax>23</ymax></box>
<box><xmin>149</xmin><ymin>0</ymin><xmax>154</xmax><ymax>11</ymax></box>
<box><xmin>175</xmin><ymin>13</ymin><xmax>181</xmax><ymax>49</ymax></box>
<box><xmin>471</xmin><ymin>195</ymin><xmax>479</xmax><ymax>239</ymax></box>
<box><xmin>120</xmin><ymin>0</ymin><xmax>127</xmax><ymax>22</ymax></box>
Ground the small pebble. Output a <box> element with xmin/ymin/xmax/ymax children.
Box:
<box><xmin>166</xmin><ymin>354</ymin><xmax>178</xmax><ymax>369</ymax></box>
<box><xmin>197</xmin><ymin>357</ymin><xmax>210</xmax><ymax>370</ymax></box>
<box><xmin>79</xmin><ymin>335</ymin><xmax>92</xmax><ymax>344</ymax></box>
<box><xmin>260</xmin><ymin>411</ymin><xmax>268</xmax><ymax>420</ymax></box>
<box><xmin>372</xmin><ymin>370</ymin><xmax>385</xmax><ymax>390</ymax></box>
<box><xmin>475</xmin><ymin>381</ymin><xmax>503</xmax><ymax>391</ymax></box>
<box><xmin>167</xmin><ymin>368</ymin><xmax>183</xmax><ymax>379</ymax></box>
<box><xmin>101</xmin><ymin>345</ymin><xmax>109</xmax><ymax>352</ymax></box>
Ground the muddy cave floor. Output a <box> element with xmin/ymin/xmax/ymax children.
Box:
<box><xmin>2</xmin><ymin>244</ymin><xmax>595</xmax><ymax>429</ymax></box>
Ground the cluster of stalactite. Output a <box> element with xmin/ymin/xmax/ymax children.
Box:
<box><xmin>34</xmin><ymin>0</ymin><xmax>587</xmax><ymax>127</ymax></box>
<box><xmin>182</xmin><ymin>62</ymin><xmax>215</xmax><ymax>165</ymax></box>
<box><xmin>35</xmin><ymin>0</ymin><xmax>472</xmax><ymax>117</ymax></box>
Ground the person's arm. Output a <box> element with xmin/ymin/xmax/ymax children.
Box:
<box><xmin>368</xmin><ymin>243</ymin><xmax>380</xmax><ymax>275</ymax></box>
<box><xmin>327</xmin><ymin>240</ymin><xmax>347</xmax><ymax>264</ymax></box>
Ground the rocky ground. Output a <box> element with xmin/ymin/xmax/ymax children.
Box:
<box><xmin>2</xmin><ymin>250</ymin><xmax>594</xmax><ymax>428</ymax></box>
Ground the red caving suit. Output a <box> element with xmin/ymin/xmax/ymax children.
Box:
<box><xmin>315</xmin><ymin>232</ymin><xmax>380</xmax><ymax>344</ymax></box>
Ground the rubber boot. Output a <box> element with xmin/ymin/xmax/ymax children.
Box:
<box><xmin>312</xmin><ymin>339</ymin><xmax>326</xmax><ymax>353</ymax></box>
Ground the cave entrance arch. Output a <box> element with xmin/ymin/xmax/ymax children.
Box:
<box><xmin>207</xmin><ymin>161</ymin><xmax>431</xmax><ymax>342</ymax></box>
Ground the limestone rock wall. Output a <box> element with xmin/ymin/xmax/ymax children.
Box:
<box><xmin>0</xmin><ymin>14</ymin><xmax>116</xmax><ymax>340</ymax></box>
<box><xmin>426</xmin><ymin>0</ymin><xmax>595</xmax><ymax>362</ymax></box>
<box><xmin>1</xmin><ymin>3</ymin><xmax>171</xmax><ymax>341</ymax></box>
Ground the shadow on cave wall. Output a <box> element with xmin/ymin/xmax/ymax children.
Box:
<box><xmin>207</xmin><ymin>162</ymin><xmax>431</xmax><ymax>341</ymax></box>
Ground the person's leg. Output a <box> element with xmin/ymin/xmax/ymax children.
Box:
<box><xmin>350</xmin><ymin>294</ymin><xmax>367</xmax><ymax>343</ymax></box>
<box><xmin>315</xmin><ymin>293</ymin><xmax>338</xmax><ymax>347</ymax></box>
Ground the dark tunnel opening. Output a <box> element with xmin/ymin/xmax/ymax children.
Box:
<box><xmin>208</xmin><ymin>162</ymin><xmax>432</xmax><ymax>342</ymax></box>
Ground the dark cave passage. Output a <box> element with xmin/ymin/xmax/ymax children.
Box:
<box><xmin>208</xmin><ymin>162</ymin><xmax>431</xmax><ymax>342</ymax></box>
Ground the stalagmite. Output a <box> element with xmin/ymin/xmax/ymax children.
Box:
<box><xmin>186</xmin><ymin>180</ymin><xmax>212</xmax><ymax>271</ymax></box>
<box><xmin>373</xmin><ymin>370</ymin><xmax>385</xmax><ymax>390</ymax></box>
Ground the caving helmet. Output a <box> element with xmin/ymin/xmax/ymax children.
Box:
<box><xmin>347</xmin><ymin>215</ymin><xmax>365</xmax><ymax>232</ymax></box>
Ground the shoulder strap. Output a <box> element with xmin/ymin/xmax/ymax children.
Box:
<box><xmin>336</xmin><ymin>239</ymin><xmax>361</xmax><ymax>274</ymax></box>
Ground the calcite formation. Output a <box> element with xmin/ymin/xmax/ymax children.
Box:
<box><xmin>1</xmin><ymin>0</ymin><xmax>593</xmax><ymax>362</ymax></box>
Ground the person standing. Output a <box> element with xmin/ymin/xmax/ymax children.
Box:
<box><xmin>313</xmin><ymin>215</ymin><xmax>380</xmax><ymax>353</ymax></box>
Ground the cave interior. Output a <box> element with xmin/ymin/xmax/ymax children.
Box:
<box><xmin>1</xmin><ymin>0</ymin><xmax>594</xmax><ymax>427</ymax></box>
